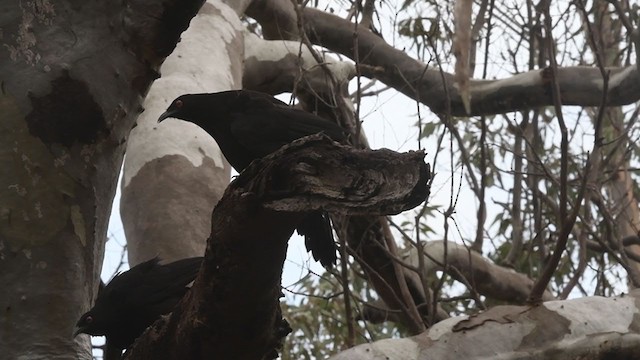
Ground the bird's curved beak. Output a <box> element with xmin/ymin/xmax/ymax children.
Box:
<box><xmin>157</xmin><ymin>110</ymin><xmax>175</xmax><ymax>123</ymax></box>
<box><xmin>73</xmin><ymin>326</ymin><xmax>84</xmax><ymax>338</ymax></box>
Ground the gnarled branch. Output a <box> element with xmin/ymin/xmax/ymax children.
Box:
<box><xmin>125</xmin><ymin>135</ymin><xmax>430</xmax><ymax>359</ymax></box>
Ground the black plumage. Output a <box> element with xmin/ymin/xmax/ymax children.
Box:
<box><xmin>74</xmin><ymin>257</ymin><xmax>202</xmax><ymax>350</ymax></box>
<box><xmin>158</xmin><ymin>90</ymin><xmax>344</xmax><ymax>267</ymax></box>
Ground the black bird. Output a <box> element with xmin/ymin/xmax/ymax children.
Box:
<box><xmin>74</xmin><ymin>257</ymin><xmax>202</xmax><ymax>350</ymax></box>
<box><xmin>158</xmin><ymin>90</ymin><xmax>345</xmax><ymax>267</ymax></box>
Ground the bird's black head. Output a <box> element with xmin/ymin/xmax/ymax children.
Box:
<box><xmin>158</xmin><ymin>95</ymin><xmax>187</xmax><ymax>123</ymax></box>
<box><xmin>74</xmin><ymin>310</ymin><xmax>103</xmax><ymax>337</ymax></box>
<box><xmin>74</xmin><ymin>298</ymin><xmax>119</xmax><ymax>339</ymax></box>
<box><xmin>158</xmin><ymin>94</ymin><xmax>217</xmax><ymax>124</ymax></box>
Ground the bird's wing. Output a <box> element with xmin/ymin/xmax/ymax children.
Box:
<box><xmin>101</xmin><ymin>257</ymin><xmax>202</xmax><ymax>312</ymax></box>
<box><xmin>128</xmin><ymin>257</ymin><xmax>202</xmax><ymax>309</ymax></box>
<box><xmin>100</xmin><ymin>257</ymin><xmax>160</xmax><ymax>307</ymax></box>
<box><xmin>229</xmin><ymin>105</ymin><xmax>346</xmax><ymax>157</ymax></box>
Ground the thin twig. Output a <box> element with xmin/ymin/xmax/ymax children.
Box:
<box><xmin>528</xmin><ymin>3</ymin><xmax>573</xmax><ymax>303</ymax></box>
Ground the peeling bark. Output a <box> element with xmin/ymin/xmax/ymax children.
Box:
<box><xmin>125</xmin><ymin>136</ymin><xmax>431</xmax><ymax>359</ymax></box>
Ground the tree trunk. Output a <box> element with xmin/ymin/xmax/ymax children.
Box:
<box><xmin>0</xmin><ymin>0</ymin><xmax>203</xmax><ymax>357</ymax></box>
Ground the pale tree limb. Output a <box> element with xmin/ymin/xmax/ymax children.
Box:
<box><xmin>330</xmin><ymin>290</ymin><xmax>640</xmax><ymax>360</ymax></box>
<box><xmin>405</xmin><ymin>241</ymin><xmax>555</xmax><ymax>304</ymax></box>
<box><xmin>122</xmin><ymin>0</ymin><xmax>238</xmax><ymax>266</ymax></box>
<box><xmin>242</xmin><ymin>32</ymin><xmax>356</xmax><ymax>104</ymax></box>
<box><xmin>453</xmin><ymin>0</ymin><xmax>472</xmax><ymax>114</ymax></box>
<box><xmin>357</xmin><ymin>237</ymin><xmax>556</xmax><ymax>325</ymax></box>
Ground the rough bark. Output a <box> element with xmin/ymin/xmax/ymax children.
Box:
<box><xmin>246</xmin><ymin>0</ymin><xmax>640</xmax><ymax>116</ymax></box>
<box><xmin>330</xmin><ymin>290</ymin><xmax>640</xmax><ymax>360</ymax></box>
<box><xmin>121</xmin><ymin>0</ymin><xmax>240</xmax><ymax>266</ymax></box>
<box><xmin>125</xmin><ymin>135</ymin><xmax>431</xmax><ymax>359</ymax></box>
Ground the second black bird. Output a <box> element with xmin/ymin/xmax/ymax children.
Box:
<box><xmin>158</xmin><ymin>90</ymin><xmax>345</xmax><ymax>267</ymax></box>
<box><xmin>74</xmin><ymin>257</ymin><xmax>202</xmax><ymax>351</ymax></box>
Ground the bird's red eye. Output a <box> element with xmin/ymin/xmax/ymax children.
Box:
<box><xmin>85</xmin><ymin>315</ymin><xmax>93</xmax><ymax>324</ymax></box>
<box><xmin>175</xmin><ymin>99</ymin><xmax>183</xmax><ymax>108</ymax></box>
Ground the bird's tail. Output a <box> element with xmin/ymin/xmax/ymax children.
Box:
<box><xmin>296</xmin><ymin>211</ymin><xmax>337</xmax><ymax>268</ymax></box>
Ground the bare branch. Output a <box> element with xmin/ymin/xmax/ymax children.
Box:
<box><xmin>405</xmin><ymin>241</ymin><xmax>554</xmax><ymax>304</ymax></box>
<box><xmin>247</xmin><ymin>1</ymin><xmax>640</xmax><ymax>116</ymax></box>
